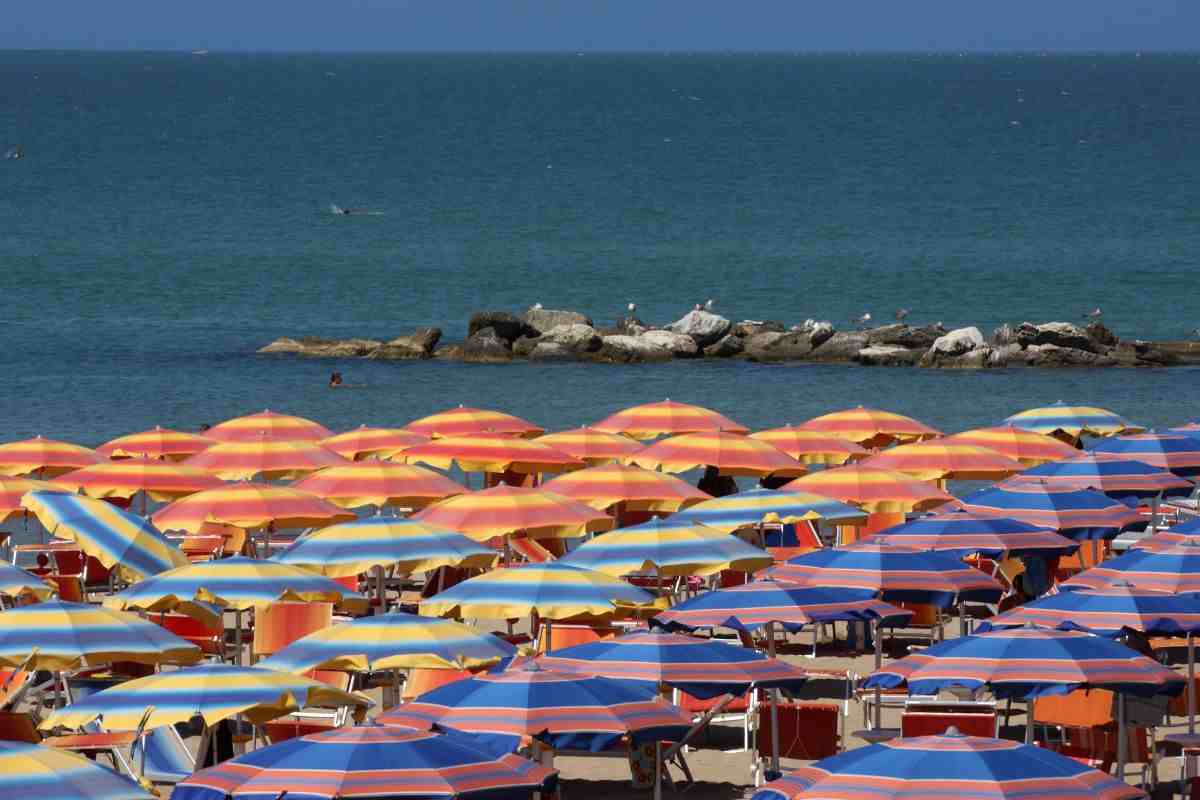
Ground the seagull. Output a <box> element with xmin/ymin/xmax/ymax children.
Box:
<box><xmin>693</xmin><ymin>304</ymin><xmax>702</xmax><ymax>312</ymax></box>
<box><xmin>531</xmin><ymin>302</ymin><xmax>543</xmax><ymax>311</ymax></box>
<box><xmin>704</xmin><ymin>299</ymin><xmax>715</xmax><ymax>311</ymax></box>
<box><xmin>627</xmin><ymin>302</ymin><xmax>637</xmax><ymax>314</ymax></box>
<box><xmin>895</xmin><ymin>308</ymin><xmax>909</xmax><ymax>321</ymax></box>
<box><xmin>853</xmin><ymin>312</ymin><xmax>872</xmax><ymax>328</ymax></box>
<box><xmin>1083</xmin><ymin>307</ymin><xmax>1103</xmax><ymax>319</ymax></box>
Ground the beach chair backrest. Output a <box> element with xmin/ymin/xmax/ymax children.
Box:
<box><xmin>156</xmin><ymin>612</ymin><xmax>225</xmax><ymax>658</ymax></box>
<box><xmin>131</xmin><ymin>725</ymin><xmax>194</xmax><ymax>783</ymax></box>
<box><xmin>0</xmin><ymin>671</ymin><xmax>29</xmax><ymax>711</ymax></box>
<box><xmin>51</xmin><ymin>549</ymin><xmax>85</xmax><ymax>576</ymax></box>
<box><xmin>402</xmin><ymin>668</ymin><xmax>473</xmax><ymax>702</ymax></box>
<box><xmin>0</xmin><ymin>711</ymin><xmax>41</xmax><ymax>743</ymax></box>
<box><xmin>47</xmin><ymin>574</ymin><xmax>84</xmax><ymax>603</ymax></box>
<box><xmin>253</xmin><ymin>601</ymin><xmax>333</xmax><ymax>659</ymax></box>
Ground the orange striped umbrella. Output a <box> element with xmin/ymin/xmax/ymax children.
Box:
<box><xmin>625</xmin><ymin>431</ymin><xmax>806</xmax><ymax>478</ymax></box>
<box><xmin>320</xmin><ymin>426</ymin><xmax>430</xmax><ymax>460</ymax></box>
<box><xmin>96</xmin><ymin>426</ymin><xmax>216</xmax><ymax>461</ymax></box>
<box><xmin>184</xmin><ymin>434</ymin><xmax>349</xmax><ymax>480</ymax></box>
<box><xmin>404</xmin><ymin>406</ymin><xmax>544</xmax><ymax>439</ymax></box>
<box><xmin>0</xmin><ymin>477</ymin><xmax>65</xmax><ymax>524</ymax></box>
<box><xmin>941</xmin><ymin>424</ymin><xmax>1081</xmax><ymax>467</ymax></box>
<box><xmin>859</xmin><ymin>441</ymin><xmax>1024</xmax><ymax>482</ymax></box>
<box><xmin>0</xmin><ymin>436</ymin><xmax>103</xmax><ymax>478</ymax></box>
<box><xmin>782</xmin><ymin>465</ymin><xmax>953</xmax><ymax>513</ymax></box>
<box><xmin>52</xmin><ymin>458</ymin><xmax>225</xmax><ymax>502</ymax></box>
<box><xmin>591</xmin><ymin>399</ymin><xmax>749</xmax><ymax>440</ymax></box>
<box><xmin>205</xmin><ymin>410</ymin><xmax>333</xmax><ymax>444</ymax></box>
<box><xmin>398</xmin><ymin>434</ymin><xmax>584</xmax><ymax>475</ymax></box>
<box><xmin>152</xmin><ymin>483</ymin><xmax>355</xmax><ymax>533</ymax></box>
<box><xmin>290</xmin><ymin>463</ymin><xmax>465</xmax><ymax>509</ymax></box>
<box><xmin>797</xmin><ymin>407</ymin><xmax>942</xmax><ymax>448</ymax></box>
<box><xmin>411</xmin><ymin>485</ymin><xmax>615</xmax><ymax>542</ymax></box>
<box><xmin>541</xmin><ymin>463</ymin><xmax>711</xmax><ymax>512</ymax></box>
<box><xmin>535</xmin><ymin>427</ymin><xmax>643</xmax><ymax>466</ymax></box>
<box><xmin>749</xmin><ymin>426</ymin><xmax>870</xmax><ymax>466</ymax></box>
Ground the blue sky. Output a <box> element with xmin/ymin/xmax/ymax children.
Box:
<box><xmin>4</xmin><ymin>1</ymin><xmax>1197</xmax><ymax>52</ymax></box>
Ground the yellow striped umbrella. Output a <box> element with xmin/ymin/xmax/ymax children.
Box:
<box><xmin>411</xmin><ymin>485</ymin><xmax>615</xmax><ymax>542</ymax></box>
<box><xmin>625</xmin><ymin>431</ymin><xmax>806</xmax><ymax>478</ymax></box>
<box><xmin>535</xmin><ymin>427</ymin><xmax>643</xmax><ymax>465</ymax></box>
<box><xmin>859</xmin><ymin>441</ymin><xmax>1024</xmax><ymax>482</ymax></box>
<box><xmin>152</xmin><ymin>483</ymin><xmax>356</xmax><ymax>533</ymax></box>
<box><xmin>540</xmin><ymin>463</ymin><xmax>710</xmax><ymax>512</ymax></box>
<box><xmin>941</xmin><ymin>424</ymin><xmax>1082</xmax><ymax>467</ymax></box>
<box><xmin>0</xmin><ymin>476</ymin><xmax>65</xmax><ymax>524</ymax></box>
<box><xmin>749</xmin><ymin>425</ymin><xmax>871</xmax><ymax>466</ymax></box>
<box><xmin>0</xmin><ymin>436</ymin><xmax>102</xmax><ymax>477</ymax></box>
<box><xmin>591</xmin><ymin>399</ymin><xmax>749</xmax><ymax>440</ymax></box>
<box><xmin>797</xmin><ymin>407</ymin><xmax>942</xmax><ymax>448</ymax></box>
<box><xmin>399</xmin><ymin>434</ymin><xmax>584</xmax><ymax>475</ymax></box>
<box><xmin>52</xmin><ymin>458</ymin><xmax>225</xmax><ymax>502</ymax></box>
<box><xmin>404</xmin><ymin>406</ymin><xmax>544</xmax><ymax>439</ymax></box>
<box><xmin>96</xmin><ymin>426</ymin><xmax>215</xmax><ymax>461</ymax></box>
<box><xmin>1003</xmin><ymin>402</ymin><xmax>1142</xmax><ymax>440</ymax></box>
<box><xmin>290</xmin><ymin>462</ymin><xmax>465</xmax><ymax>509</ymax></box>
<box><xmin>184</xmin><ymin>434</ymin><xmax>349</xmax><ymax>480</ymax></box>
<box><xmin>0</xmin><ymin>740</ymin><xmax>155</xmax><ymax>800</ymax></box>
<box><xmin>205</xmin><ymin>409</ymin><xmax>333</xmax><ymax>443</ymax></box>
<box><xmin>320</xmin><ymin>425</ymin><xmax>430</xmax><ymax>460</ymax></box>
<box><xmin>782</xmin><ymin>465</ymin><xmax>954</xmax><ymax>514</ymax></box>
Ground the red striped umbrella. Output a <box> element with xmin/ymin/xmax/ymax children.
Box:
<box><xmin>535</xmin><ymin>427</ymin><xmax>643</xmax><ymax>465</ymax></box>
<box><xmin>782</xmin><ymin>465</ymin><xmax>953</xmax><ymax>514</ymax></box>
<box><xmin>152</xmin><ymin>483</ymin><xmax>355</xmax><ymax>533</ymax></box>
<box><xmin>185</xmin><ymin>434</ymin><xmax>349</xmax><ymax>480</ymax></box>
<box><xmin>626</xmin><ymin>431</ymin><xmax>806</xmax><ymax>478</ymax></box>
<box><xmin>404</xmin><ymin>406</ymin><xmax>544</xmax><ymax>439</ymax></box>
<box><xmin>96</xmin><ymin>426</ymin><xmax>215</xmax><ymax>461</ymax></box>
<box><xmin>859</xmin><ymin>441</ymin><xmax>1024</xmax><ymax>482</ymax></box>
<box><xmin>749</xmin><ymin>426</ymin><xmax>870</xmax><ymax>466</ymax></box>
<box><xmin>319</xmin><ymin>425</ymin><xmax>429</xmax><ymax>460</ymax></box>
<box><xmin>290</xmin><ymin>462</ymin><xmax>465</xmax><ymax>509</ymax></box>
<box><xmin>399</xmin><ymin>434</ymin><xmax>584</xmax><ymax>475</ymax></box>
<box><xmin>411</xmin><ymin>485</ymin><xmax>614</xmax><ymax>542</ymax></box>
<box><xmin>796</xmin><ymin>407</ymin><xmax>941</xmax><ymax>449</ymax></box>
<box><xmin>0</xmin><ymin>436</ymin><xmax>102</xmax><ymax>478</ymax></box>
<box><xmin>540</xmin><ymin>463</ymin><xmax>710</xmax><ymax>512</ymax></box>
<box><xmin>592</xmin><ymin>399</ymin><xmax>749</xmax><ymax>440</ymax></box>
<box><xmin>52</xmin><ymin>458</ymin><xmax>224</xmax><ymax>502</ymax></box>
<box><xmin>204</xmin><ymin>410</ymin><xmax>333</xmax><ymax>443</ymax></box>
<box><xmin>0</xmin><ymin>476</ymin><xmax>67</xmax><ymax>524</ymax></box>
<box><xmin>942</xmin><ymin>424</ymin><xmax>1080</xmax><ymax>467</ymax></box>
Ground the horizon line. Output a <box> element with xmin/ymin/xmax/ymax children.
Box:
<box><xmin>3</xmin><ymin>47</ymin><xmax>1200</xmax><ymax>56</ymax></box>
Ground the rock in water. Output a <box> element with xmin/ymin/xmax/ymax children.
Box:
<box><xmin>704</xmin><ymin>334</ymin><xmax>745</xmax><ymax>358</ymax></box>
<box><xmin>522</xmin><ymin>308</ymin><xmax>593</xmax><ymax>334</ymax></box>
<box><xmin>540</xmin><ymin>324</ymin><xmax>602</xmax><ymax>353</ymax></box>
<box><xmin>808</xmin><ymin>331</ymin><xmax>868</xmax><ymax>361</ymax></box>
<box><xmin>468</xmin><ymin>311</ymin><xmax>535</xmax><ymax>343</ymax></box>
<box><xmin>919</xmin><ymin>326</ymin><xmax>986</xmax><ymax>367</ymax></box>
<box><xmin>529</xmin><ymin>342</ymin><xmax>576</xmax><ymax>361</ymax></box>
<box><xmin>259</xmin><ymin>337</ymin><xmax>382</xmax><ymax>358</ymax></box>
<box><xmin>1033</xmin><ymin>322</ymin><xmax>1096</xmax><ymax>352</ymax></box>
<box><xmin>666</xmin><ymin>310</ymin><xmax>732</xmax><ymax>348</ymax></box>
<box><xmin>639</xmin><ymin>330</ymin><xmax>701</xmax><ymax>358</ymax></box>
<box><xmin>594</xmin><ymin>335</ymin><xmax>674</xmax><ymax>363</ymax></box>
<box><xmin>368</xmin><ymin>328</ymin><xmax>442</xmax><ymax>360</ymax></box>
<box><xmin>855</xmin><ymin>345</ymin><xmax>922</xmax><ymax>366</ymax></box>
<box><xmin>461</xmin><ymin>328</ymin><xmax>513</xmax><ymax>363</ymax></box>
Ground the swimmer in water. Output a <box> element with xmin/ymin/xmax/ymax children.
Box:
<box><xmin>329</xmin><ymin>371</ymin><xmax>343</xmax><ymax>388</ymax></box>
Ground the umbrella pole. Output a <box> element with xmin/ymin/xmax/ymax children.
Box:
<box><xmin>235</xmin><ymin>609</ymin><xmax>244</xmax><ymax>666</ymax></box>
<box><xmin>654</xmin><ymin>740</ymin><xmax>663</xmax><ymax>800</ymax></box>
<box><xmin>1117</xmin><ymin>693</ymin><xmax>1127</xmax><ymax>781</ymax></box>
<box><xmin>873</xmin><ymin>620</ymin><xmax>882</xmax><ymax>731</ymax></box>
<box><xmin>958</xmin><ymin>600</ymin><xmax>967</xmax><ymax>638</ymax></box>
<box><xmin>374</xmin><ymin>565</ymin><xmax>385</xmax><ymax>614</ymax></box>
<box><xmin>1189</xmin><ymin>632</ymin><xmax>1196</xmax><ymax>735</ymax></box>
<box><xmin>766</xmin><ymin>621</ymin><xmax>781</xmax><ymax>776</ymax></box>
<box><xmin>1025</xmin><ymin>700</ymin><xmax>1034</xmax><ymax>744</ymax></box>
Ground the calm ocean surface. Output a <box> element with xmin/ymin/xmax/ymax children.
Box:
<box><xmin>2</xmin><ymin>52</ymin><xmax>1199</xmax><ymax>444</ymax></box>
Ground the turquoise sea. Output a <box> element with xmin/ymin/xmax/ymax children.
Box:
<box><xmin>2</xmin><ymin>52</ymin><xmax>1199</xmax><ymax>443</ymax></box>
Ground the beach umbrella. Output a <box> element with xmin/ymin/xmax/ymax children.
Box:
<box><xmin>626</xmin><ymin>431</ymin><xmax>806</xmax><ymax>478</ymax></box>
<box><xmin>1003</xmin><ymin>402</ymin><xmax>1141</xmax><ymax>442</ymax></box>
<box><xmin>398</xmin><ymin>434</ymin><xmax>584</xmax><ymax>475</ymax></box>
<box><xmin>204</xmin><ymin>410</ymin><xmax>333</xmax><ymax>444</ymax></box>
<box><xmin>671</xmin><ymin>487</ymin><xmax>868</xmax><ymax>532</ymax></box>
<box><xmin>558</xmin><ymin>518</ymin><xmax>773</xmax><ymax>577</ymax></box>
<box><xmin>795</xmin><ymin>407</ymin><xmax>941</xmax><ymax>449</ymax></box>
<box><xmin>942</xmin><ymin>424</ymin><xmax>1081</xmax><ymax>467</ymax></box>
<box><xmin>0</xmin><ymin>740</ymin><xmax>154</xmax><ymax>800</ymax></box>
<box><xmin>258</xmin><ymin>612</ymin><xmax>517</xmax><ymax>674</ymax></box>
<box><xmin>955</xmin><ymin>483</ymin><xmax>1144</xmax><ymax>541</ymax></box>
<box><xmin>861</xmin><ymin>510</ymin><xmax>1078</xmax><ymax>559</ymax></box>
<box><xmin>319</xmin><ymin>425</ymin><xmax>429</xmax><ymax>460</ymax></box>
<box><xmin>52</xmin><ymin>458</ymin><xmax>224</xmax><ymax>502</ymax></box>
<box><xmin>749</xmin><ymin>426</ymin><xmax>869</xmax><ymax>466</ymax></box>
<box><xmin>1135</xmin><ymin>518</ymin><xmax>1200</xmax><ymax>551</ymax></box>
<box><xmin>535</xmin><ymin>427</ymin><xmax>643</xmax><ymax>465</ymax></box>
<box><xmin>0</xmin><ymin>475</ymin><xmax>65</xmax><ymax>523</ymax></box>
<box><xmin>592</xmin><ymin>399</ymin><xmax>749</xmax><ymax>440</ymax></box>
<box><xmin>859</xmin><ymin>441</ymin><xmax>1023</xmax><ymax>482</ymax></box>
<box><xmin>21</xmin><ymin>490</ymin><xmax>189</xmax><ymax>581</ymax></box>
<box><xmin>750</xmin><ymin>730</ymin><xmax>1143</xmax><ymax>800</ymax></box>
<box><xmin>172</xmin><ymin>726</ymin><xmax>556</xmax><ymax>800</ymax></box>
<box><xmin>270</xmin><ymin>518</ymin><xmax>496</xmax><ymax>578</ymax></box>
<box><xmin>404</xmin><ymin>406</ymin><xmax>544</xmax><ymax>439</ymax></box>
<box><xmin>39</xmin><ymin>663</ymin><xmax>370</xmax><ymax>730</ymax></box>
<box><xmin>152</xmin><ymin>483</ymin><xmax>355</xmax><ymax>534</ymax></box>
<box><xmin>0</xmin><ymin>562</ymin><xmax>54</xmax><ymax>603</ymax></box>
<box><xmin>1090</xmin><ymin>432</ymin><xmax>1200</xmax><ymax>477</ymax></box>
<box><xmin>540</xmin><ymin>463</ymin><xmax>710</xmax><ymax>512</ymax></box>
<box><xmin>0</xmin><ymin>600</ymin><xmax>200</xmax><ymax>670</ymax></box>
<box><xmin>419</xmin><ymin>562</ymin><xmax>654</xmax><ymax>621</ymax></box>
<box><xmin>1062</xmin><ymin>540</ymin><xmax>1200</xmax><ymax>593</ymax></box>
<box><xmin>96</xmin><ymin>426</ymin><xmax>215</xmax><ymax>462</ymax></box>
<box><xmin>184</xmin><ymin>434</ymin><xmax>349</xmax><ymax>481</ymax></box>
<box><xmin>1001</xmin><ymin>454</ymin><xmax>1193</xmax><ymax>501</ymax></box>
<box><xmin>0</xmin><ymin>435</ymin><xmax>102</xmax><ymax>477</ymax></box>
<box><xmin>290</xmin><ymin>462</ymin><xmax>465</xmax><ymax>509</ymax></box>
<box><xmin>979</xmin><ymin>582</ymin><xmax>1200</xmax><ymax>638</ymax></box>
<box><xmin>782</xmin><ymin>466</ymin><xmax>953</xmax><ymax>514</ymax></box>
<box><xmin>410</xmin><ymin>485</ymin><xmax>614</xmax><ymax>542</ymax></box>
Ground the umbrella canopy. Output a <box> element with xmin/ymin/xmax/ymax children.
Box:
<box><xmin>625</xmin><ymin>431</ymin><xmax>806</xmax><ymax>477</ymax></box>
<box><xmin>411</xmin><ymin>485</ymin><xmax>614</xmax><ymax>542</ymax></box>
<box><xmin>652</xmin><ymin>580</ymin><xmax>913</xmax><ymax>634</ymax></box>
<box><xmin>185</xmin><ymin>434</ymin><xmax>349</xmax><ymax>481</ymax></box>
<box><xmin>863</xmin><ymin>627</ymin><xmax>1185</xmax><ymax>699</ymax></box>
<box><xmin>52</xmin><ymin>458</ymin><xmax>225</xmax><ymax>501</ymax></box>
<box><xmin>558</xmin><ymin>518</ymin><xmax>773</xmax><ymax>577</ymax></box>
<box><xmin>782</xmin><ymin>466</ymin><xmax>953</xmax><ymax>514</ymax></box>
<box><xmin>174</xmin><ymin>726</ymin><xmax>555</xmax><ymax>800</ymax></box>
<box><xmin>0</xmin><ymin>436</ymin><xmax>102</xmax><ymax>477</ymax></box>
<box><xmin>534</xmin><ymin>427</ymin><xmax>643</xmax><ymax>465</ymax></box>
<box><xmin>955</xmin><ymin>483</ymin><xmax>1144</xmax><ymax>541</ymax></box>
<box><xmin>1001</xmin><ymin>454</ymin><xmax>1193</xmax><ymax>501</ymax></box>
<box><xmin>942</xmin><ymin>424</ymin><xmax>1081</xmax><ymax>467</ymax></box>
<box><xmin>399</xmin><ymin>434</ymin><xmax>583</xmax><ymax>475</ymax></box>
<box><xmin>152</xmin><ymin>483</ymin><xmax>355</xmax><ymax>533</ymax></box>
<box><xmin>21</xmin><ymin>490</ymin><xmax>189</xmax><ymax>581</ymax></box>
<box><xmin>379</xmin><ymin>667</ymin><xmax>692</xmax><ymax>753</ymax></box>
<box><xmin>1090</xmin><ymin>432</ymin><xmax>1200</xmax><ymax>477</ymax></box>
<box><xmin>0</xmin><ymin>600</ymin><xmax>200</xmax><ymax>670</ymax></box>
<box><xmin>404</xmin><ymin>406</ymin><xmax>544</xmax><ymax>439</ymax></box>
<box><xmin>270</xmin><ymin>518</ymin><xmax>496</xmax><ymax>578</ymax></box>
<box><xmin>979</xmin><ymin>583</ymin><xmax>1200</xmax><ymax>638</ymax></box>
<box><xmin>419</xmin><ymin>563</ymin><xmax>654</xmax><ymax>621</ymax></box>
<box><xmin>319</xmin><ymin>425</ymin><xmax>429</xmax><ymax>460</ymax></box>
<box><xmin>540</xmin><ymin>463</ymin><xmax>710</xmax><ymax>512</ymax></box>
<box><xmin>1003</xmin><ymin>402</ymin><xmax>1141</xmax><ymax>440</ymax></box>
<box><xmin>39</xmin><ymin>664</ymin><xmax>370</xmax><ymax>729</ymax></box>
<box><xmin>0</xmin><ymin>562</ymin><xmax>54</xmax><ymax>602</ymax></box>
<box><xmin>290</xmin><ymin>462</ymin><xmax>465</xmax><ymax>509</ymax></box>
<box><xmin>96</xmin><ymin>426</ymin><xmax>216</xmax><ymax>462</ymax></box>
<box><xmin>749</xmin><ymin>426</ymin><xmax>870</xmax><ymax>466</ymax></box>
<box><xmin>671</xmin><ymin>487</ymin><xmax>868</xmax><ymax>532</ymax></box>
<box><xmin>1062</xmin><ymin>540</ymin><xmax>1200</xmax><ymax>593</ymax></box>
<box><xmin>258</xmin><ymin>612</ymin><xmax>516</xmax><ymax>674</ymax></box>
<box><xmin>751</xmin><ymin>730</ymin><xmax>1143</xmax><ymax>800</ymax></box>
<box><xmin>0</xmin><ymin>476</ymin><xmax>65</xmax><ymax>524</ymax></box>
<box><xmin>764</xmin><ymin>541</ymin><xmax>1003</xmax><ymax>607</ymax></box>
<box><xmin>592</xmin><ymin>399</ymin><xmax>749</xmax><ymax>441</ymax></box>
<box><xmin>859</xmin><ymin>441</ymin><xmax>1023</xmax><ymax>482</ymax></box>
<box><xmin>204</xmin><ymin>410</ymin><xmax>333</xmax><ymax>444</ymax></box>
<box><xmin>1135</xmin><ymin>518</ymin><xmax>1200</xmax><ymax>551</ymax></box>
<box><xmin>0</xmin><ymin>740</ymin><xmax>154</xmax><ymax>800</ymax></box>
<box><xmin>796</xmin><ymin>407</ymin><xmax>941</xmax><ymax>449</ymax></box>
<box><xmin>861</xmin><ymin>511</ymin><xmax>1078</xmax><ymax>559</ymax></box>
<box><xmin>536</xmin><ymin>630</ymin><xmax>809</xmax><ymax>700</ymax></box>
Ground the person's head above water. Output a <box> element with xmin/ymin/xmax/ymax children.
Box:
<box><xmin>329</xmin><ymin>371</ymin><xmax>343</xmax><ymax>386</ymax></box>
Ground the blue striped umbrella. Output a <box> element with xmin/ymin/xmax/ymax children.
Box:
<box><xmin>1003</xmin><ymin>455</ymin><xmax>1193</xmax><ymax>502</ymax></box>
<box><xmin>979</xmin><ymin>582</ymin><xmax>1200</xmax><ymax>638</ymax></box>
<box><xmin>0</xmin><ymin>562</ymin><xmax>54</xmax><ymax>602</ymax></box>
<box><xmin>955</xmin><ymin>483</ymin><xmax>1143</xmax><ymax>541</ymax></box>
<box><xmin>1003</xmin><ymin>403</ymin><xmax>1141</xmax><ymax>440</ymax></box>
<box><xmin>1061</xmin><ymin>540</ymin><xmax>1200</xmax><ymax>593</ymax></box>
<box><xmin>0</xmin><ymin>740</ymin><xmax>154</xmax><ymax>800</ymax></box>
<box><xmin>862</xmin><ymin>511</ymin><xmax>1078</xmax><ymax>559</ymax></box>
<box><xmin>1135</xmin><ymin>517</ymin><xmax>1200</xmax><ymax>551</ymax></box>
<box><xmin>671</xmin><ymin>487</ymin><xmax>867</xmax><ymax>532</ymax></box>
<box><xmin>559</xmin><ymin>518</ymin><xmax>773</xmax><ymax>577</ymax></box>
<box><xmin>1090</xmin><ymin>432</ymin><xmax>1200</xmax><ymax>477</ymax></box>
